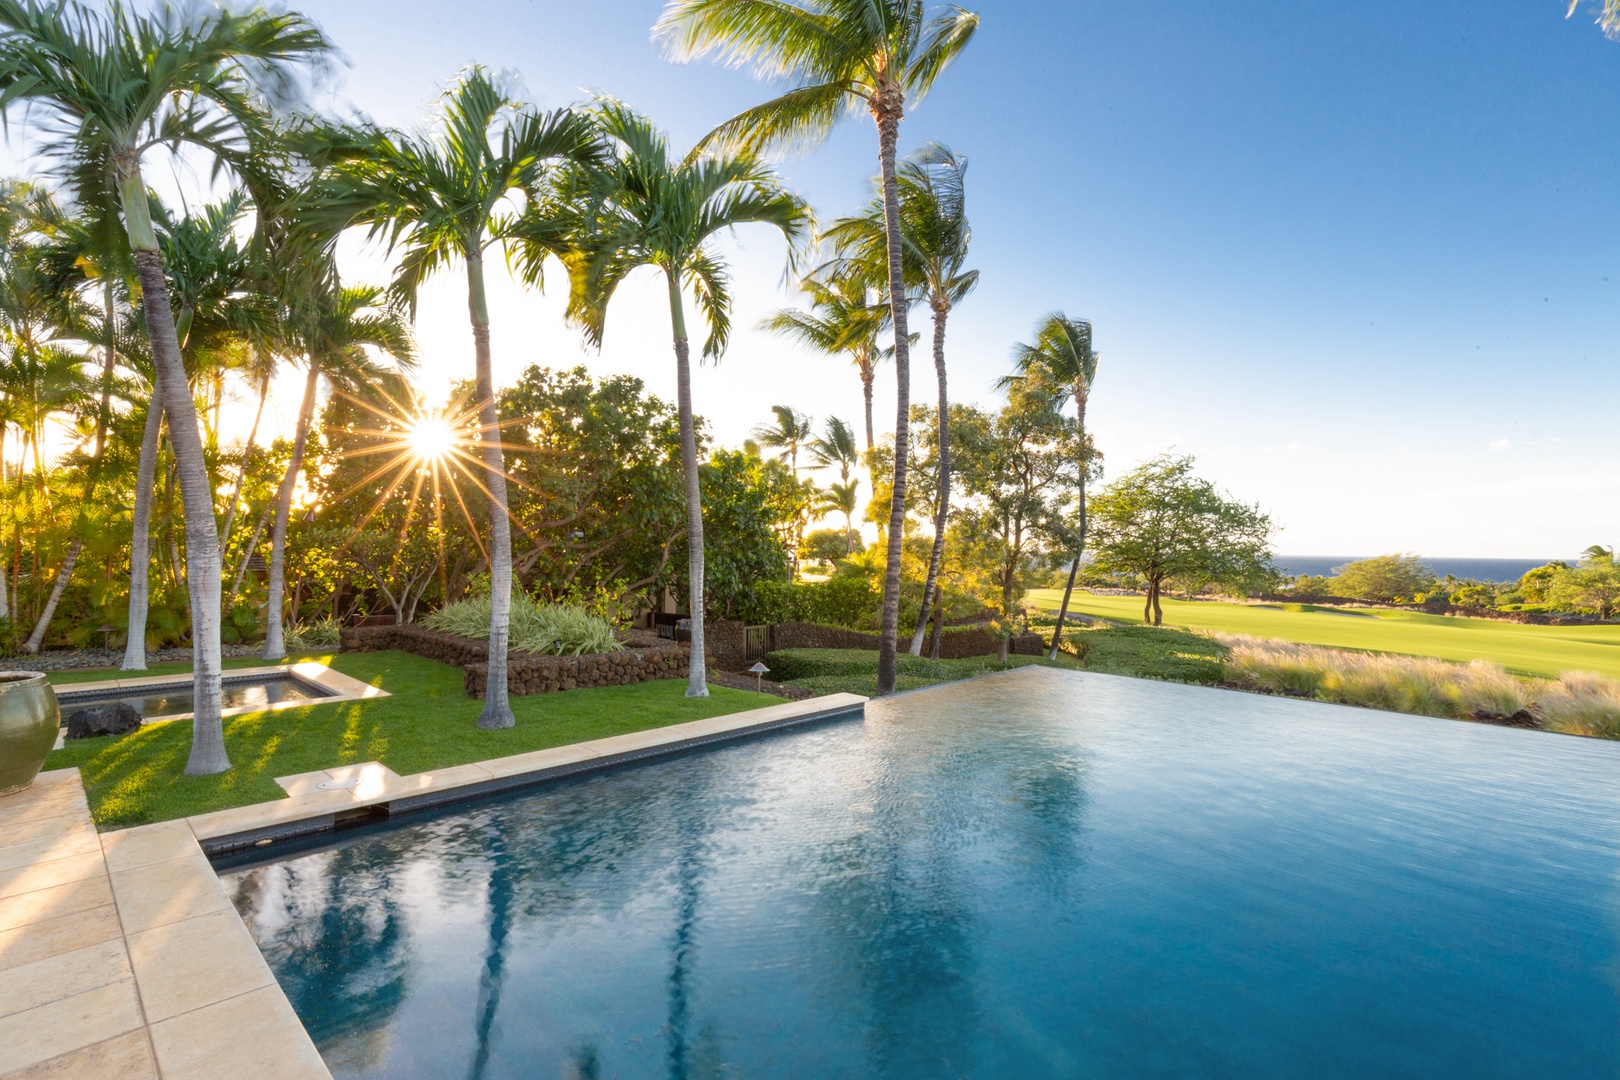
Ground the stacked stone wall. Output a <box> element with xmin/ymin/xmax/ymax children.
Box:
<box><xmin>341</xmin><ymin>623</ymin><xmax>692</xmax><ymax>699</ymax></box>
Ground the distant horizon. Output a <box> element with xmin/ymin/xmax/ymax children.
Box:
<box><xmin>1273</xmin><ymin>555</ymin><xmax>1562</xmax><ymax>583</ymax></box>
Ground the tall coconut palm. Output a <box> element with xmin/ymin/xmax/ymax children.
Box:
<box><xmin>558</xmin><ymin>100</ymin><xmax>810</xmax><ymax>698</ymax></box>
<box><xmin>659</xmin><ymin>0</ymin><xmax>979</xmax><ymax>694</ymax></box>
<box><xmin>817</xmin><ymin>478</ymin><xmax>861</xmax><ymax>555</ymax></box>
<box><xmin>823</xmin><ymin>143</ymin><xmax>975</xmax><ymax>654</ymax></box>
<box><xmin>262</xmin><ymin>280</ymin><xmax>412</xmax><ymax>661</ymax></box>
<box><xmin>762</xmin><ymin>270</ymin><xmax>892</xmax><ymax>488</ymax></box>
<box><xmin>808</xmin><ymin>415</ymin><xmax>859</xmax><ymax>485</ymax></box>
<box><xmin>1000</xmin><ymin>313</ymin><xmax>1098</xmax><ymax>659</ymax></box>
<box><xmin>0</xmin><ymin>0</ymin><xmax>331</xmax><ymax>774</ymax></box>
<box><xmin>751</xmin><ymin>404</ymin><xmax>813</xmax><ymax>480</ymax></box>
<box><xmin>311</xmin><ymin>67</ymin><xmax>598</xmax><ymax>729</ymax></box>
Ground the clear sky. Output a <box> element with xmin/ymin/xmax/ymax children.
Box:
<box><xmin>8</xmin><ymin>0</ymin><xmax>1620</xmax><ymax>558</ymax></box>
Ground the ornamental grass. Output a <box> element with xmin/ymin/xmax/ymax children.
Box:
<box><xmin>1218</xmin><ymin>633</ymin><xmax>1620</xmax><ymax>738</ymax></box>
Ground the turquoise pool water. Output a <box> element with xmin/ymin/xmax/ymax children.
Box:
<box><xmin>219</xmin><ymin>667</ymin><xmax>1620</xmax><ymax>1078</ymax></box>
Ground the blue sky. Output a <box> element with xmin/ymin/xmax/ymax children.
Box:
<box><xmin>8</xmin><ymin>0</ymin><xmax>1619</xmax><ymax>557</ymax></box>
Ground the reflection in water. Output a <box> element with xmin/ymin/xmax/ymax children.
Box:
<box><xmin>222</xmin><ymin>668</ymin><xmax>1620</xmax><ymax>1079</ymax></box>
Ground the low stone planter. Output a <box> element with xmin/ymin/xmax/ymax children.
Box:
<box><xmin>0</xmin><ymin>671</ymin><xmax>60</xmax><ymax>796</ymax></box>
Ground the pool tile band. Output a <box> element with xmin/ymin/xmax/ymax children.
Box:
<box><xmin>192</xmin><ymin>693</ymin><xmax>867</xmax><ymax>856</ymax></box>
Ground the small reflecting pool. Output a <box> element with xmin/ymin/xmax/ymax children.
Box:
<box><xmin>218</xmin><ymin>667</ymin><xmax>1620</xmax><ymax>1079</ymax></box>
<box><xmin>58</xmin><ymin>671</ymin><xmax>334</xmax><ymax>720</ymax></box>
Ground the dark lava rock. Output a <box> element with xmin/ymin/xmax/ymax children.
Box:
<box><xmin>1469</xmin><ymin>708</ymin><xmax>1543</xmax><ymax>729</ymax></box>
<box><xmin>65</xmin><ymin>702</ymin><xmax>142</xmax><ymax>739</ymax></box>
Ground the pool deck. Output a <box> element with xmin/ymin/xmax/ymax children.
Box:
<box><xmin>0</xmin><ymin>691</ymin><xmax>866</xmax><ymax>1078</ymax></box>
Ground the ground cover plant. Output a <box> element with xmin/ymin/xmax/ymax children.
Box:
<box><xmin>1025</xmin><ymin>589</ymin><xmax>1620</xmax><ymax>680</ymax></box>
<box><xmin>1220</xmin><ymin>634</ymin><xmax>1620</xmax><ymax>738</ymax></box>
<box><xmin>43</xmin><ymin>651</ymin><xmax>779</xmax><ymax>829</ymax></box>
<box><xmin>421</xmin><ymin>595</ymin><xmax>621</xmax><ymax>655</ymax></box>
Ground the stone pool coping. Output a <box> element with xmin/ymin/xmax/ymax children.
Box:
<box><xmin>0</xmin><ymin>692</ymin><xmax>866</xmax><ymax>1078</ymax></box>
<box><xmin>53</xmin><ymin>662</ymin><xmax>390</xmax><ymax>727</ymax></box>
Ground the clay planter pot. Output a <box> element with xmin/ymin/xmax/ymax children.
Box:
<box><xmin>0</xmin><ymin>672</ymin><xmax>61</xmax><ymax>797</ymax></box>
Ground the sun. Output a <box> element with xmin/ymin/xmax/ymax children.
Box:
<box><xmin>407</xmin><ymin>416</ymin><xmax>458</xmax><ymax>462</ymax></box>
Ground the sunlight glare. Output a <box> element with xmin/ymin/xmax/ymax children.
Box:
<box><xmin>408</xmin><ymin>416</ymin><xmax>457</xmax><ymax>462</ymax></box>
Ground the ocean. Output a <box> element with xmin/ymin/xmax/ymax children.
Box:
<box><xmin>1275</xmin><ymin>556</ymin><xmax>1557</xmax><ymax>583</ymax></box>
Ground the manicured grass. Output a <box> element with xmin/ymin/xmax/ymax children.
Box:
<box><xmin>765</xmin><ymin>625</ymin><xmax>1226</xmax><ymax>697</ymax></box>
<box><xmin>1028</xmin><ymin>590</ymin><xmax>1620</xmax><ymax>680</ymax></box>
<box><xmin>43</xmin><ymin>650</ymin><xmax>782</xmax><ymax>830</ymax></box>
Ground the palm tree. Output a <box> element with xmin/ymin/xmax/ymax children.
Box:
<box><xmin>824</xmin><ymin>144</ymin><xmax>975</xmax><ymax>655</ymax></box>
<box><xmin>312</xmin><ymin>67</ymin><xmax>598</xmax><ymax>729</ymax></box>
<box><xmin>0</xmin><ymin>0</ymin><xmax>331</xmax><ymax>775</ymax></box>
<box><xmin>658</xmin><ymin>0</ymin><xmax>979</xmax><ymax>694</ymax></box>
<box><xmin>262</xmin><ymin>281</ymin><xmax>412</xmax><ymax>661</ymax></box>
<box><xmin>122</xmin><ymin>192</ymin><xmax>278</xmax><ymax>668</ymax></box>
<box><xmin>807</xmin><ymin>415</ymin><xmax>859</xmax><ymax>485</ymax></box>
<box><xmin>817</xmin><ymin>479</ymin><xmax>861</xmax><ymax>554</ymax></box>
<box><xmin>1000</xmin><ymin>314</ymin><xmax>1098</xmax><ymax>660</ymax></box>
<box><xmin>762</xmin><ymin>270</ymin><xmax>892</xmax><ymax>488</ymax></box>
<box><xmin>751</xmin><ymin>404</ymin><xmax>813</xmax><ymax>479</ymax></box>
<box><xmin>560</xmin><ymin>100</ymin><xmax>810</xmax><ymax>698</ymax></box>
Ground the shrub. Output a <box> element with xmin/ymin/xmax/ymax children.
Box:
<box><xmin>421</xmin><ymin>595</ymin><xmax>621</xmax><ymax>655</ymax></box>
<box><xmin>736</xmin><ymin>575</ymin><xmax>878</xmax><ymax>629</ymax></box>
<box><xmin>285</xmin><ymin>617</ymin><xmax>341</xmax><ymax>650</ymax></box>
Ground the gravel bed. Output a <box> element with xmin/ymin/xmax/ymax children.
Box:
<box><xmin>0</xmin><ymin>644</ymin><xmax>266</xmax><ymax>672</ymax></box>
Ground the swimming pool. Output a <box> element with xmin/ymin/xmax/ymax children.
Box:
<box><xmin>219</xmin><ymin>667</ymin><xmax>1620</xmax><ymax>1078</ymax></box>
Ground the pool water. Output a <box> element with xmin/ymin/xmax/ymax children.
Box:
<box><xmin>59</xmin><ymin>673</ymin><xmax>331</xmax><ymax>720</ymax></box>
<box><xmin>219</xmin><ymin>667</ymin><xmax>1620</xmax><ymax>1079</ymax></box>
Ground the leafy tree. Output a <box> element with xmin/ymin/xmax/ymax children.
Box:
<box><xmin>562</xmin><ymin>101</ymin><xmax>809</xmax><ymax>696</ymax></box>
<box><xmin>1572</xmin><ymin>0</ymin><xmax>1620</xmax><ymax>37</ymax></box>
<box><xmin>1089</xmin><ymin>454</ymin><xmax>1274</xmax><ymax>626</ymax></box>
<box><xmin>803</xmin><ymin>526</ymin><xmax>861</xmax><ymax>567</ymax></box>
<box><xmin>1331</xmin><ymin>554</ymin><xmax>1436</xmax><ymax>604</ymax></box>
<box><xmin>0</xmin><ymin>0</ymin><xmax>332</xmax><ymax>774</ymax></box>
<box><xmin>659</xmin><ymin>0</ymin><xmax>979</xmax><ymax>695</ymax></box>
<box><xmin>1549</xmin><ymin>549</ymin><xmax>1620</xmax><ymax>619</ymax></box>
<box><xmin>953</xmin><ymin>389</ymin><xmax>1082</xmax><ymax>654</ymax></box>
<box><xmin>499</xmin><ymin>365</ymin><xmax>688</xmax><ymax>608</ymax></box>
<box><xmin>680</xmin><ymin>448</ymin><xmax>792</xmax><ymax>619</ymax></box>
<box><xmin>1001</xmin><ymin>313</ymin><xmax>1099</xmax><ymax>658</ymax></box>
<box><xmin>312</xmin><ymin>67</ymin><xmax>599</xmax><ymax>729</ymax></box>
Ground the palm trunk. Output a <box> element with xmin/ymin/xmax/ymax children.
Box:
<box><xmin>468</xmin><ymin>252</ymin><xmax>516</xmax><ymax>728</ymax></box>
<box><xmin>262</xmin><ymin>364</ymin><xmax>319</xmax><ymax>661</ymax></box>
<box><xmin>122</xmin><ymin>401</ymin><xmax>163</xmax><ymax>670</ymax></box>
<box><xmin>1047</xmin><ymin>395</ymin><xmax>1089</xmax><ymax>659</ymax></box>
<box><xmin>120</xmin><ymin>157</ymin><xmax>228</xmax><ymax>776</ymax></box>
<box><xmin>909</xmin><ymin>304</ymin><xmax>951</xmax><ymax>655</ymax></box>
<box><xmin>872</xmin><ymin>94</ymin><xmax>913</xmax><ymax>697</ymax></box>
<box><xmin>220</xmin><ymin>368</ymin><xmax>270</xmax><ymax>552</ymax></box>
<box><xmin>95</xmin><ymin>279</ymin><xmax>116</xmax><ymax>459</ymax></box>
<box><xmin>927</xmin><ymin>595</ymin><xmax>944</xmax><ymax>660</ymax></box>
<box><xmin>22</xmin><ymin>539</ymin><xmax>80</xmax><ymax>654</ymax></box>
<box><xmin>0</xmin><ymin>425</ymin><xmax>8</xmax><ymax>621</ymax></box>
<box><xmin>668</xmin><ymin>270</ymin><xmax>708</xmax><ymax>698</ymax></box>
<box><xmin>229</xmin><ymin>501</ymin><xmax>272</xmax><ymax>605</ymax></box>
<box><xmin>860</xmin><ymin>359</ymin><xmax>876</xmax><ymax>494</ymax></box>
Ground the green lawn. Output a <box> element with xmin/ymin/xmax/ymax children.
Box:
<box><xmin>1028</xmin><ymin>589</ymin><xmax>1620</xmax><ymax>679</ymax></box>
<box><xmin>44</xmin><ymin>650</ymin><xmax>782</xmax><ymax>830</ymax></box>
